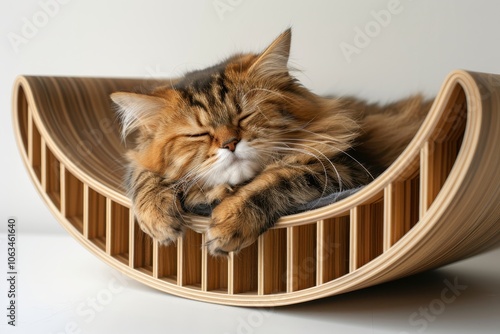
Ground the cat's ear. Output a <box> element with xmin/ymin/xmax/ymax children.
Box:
<box><xmin>111</xmin><ymin>92</ymin><xmax>166</xmax><ymax>139</ymax></box>
<box><xmin>248</xmin><ymin>28</ymin><xmax>292</xmax><ymax>77</ymax></box>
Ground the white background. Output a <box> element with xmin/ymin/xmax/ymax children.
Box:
<box><xmin>0</xmin><ymin>0</ymin><xmax>499</xmax><ymax>333</ymax></box>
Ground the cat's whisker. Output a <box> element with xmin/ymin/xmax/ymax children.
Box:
<box><xmin>279</xmin><ymin>137</ymin><xmax>375</xmax><ymax>182</ymax></box>
<box><xmin>287</xmin><ymin>142</ymin><xmax>344</xmax><ymax>193</ymax></box>
<box><xmin>264</xmin><ymin>126</ymin><xmax>373</xmax><ymax>181</ymax></box>
<box><xmin>263</xmin><ymin>143</ymin><xmax>341</xmax><ymax>195</ymax></box>
<box><xmin>179</xmin><ymin>165</ymin><xmax>214</xmax><ymax>193</ymax></box>
<box><xmin>288</xmin><ymin>129</ymin><xmax>354</xmax><ymax>147</ymax></box>
<box><xmin>258</xmin><ymin>149</ymin><xmax>324</xmax><ymax>182</ymax></box>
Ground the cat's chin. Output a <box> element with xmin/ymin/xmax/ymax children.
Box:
<box><xmin>203</xmin><ymin>140</ymin><xmax>262</xmax><ymax>187</ymax></box>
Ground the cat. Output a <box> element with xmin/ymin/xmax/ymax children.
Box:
<box><xmin>111</xmin><ymin>29</ymin><xmax>432</xmax><ymax>256</ymax></box>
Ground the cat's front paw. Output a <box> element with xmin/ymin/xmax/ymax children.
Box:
<box><xmin>205</xmin><ymin>196</ymin><xmax>265</xmax><ymax>256</ymax></box>
<box><xmin>134</xmin><ymin>197</ymin><xmax>185</xmax><ymax>245</ymax></box>
<box><xmin>137</xmin><ymin>215</ymin><xmax>184</xmax><ymax>246</ymax></box>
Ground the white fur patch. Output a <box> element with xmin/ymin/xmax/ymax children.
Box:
<box><xmin>203</xmin><ymin>140</ymin><xmax>262</xmax><ymax>186</ymax></box>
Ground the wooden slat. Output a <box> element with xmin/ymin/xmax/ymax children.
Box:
<box><xmin>286</xmin><ymin>227</ymin><xmax>294</xmax><ymax>293</ymax></box>
<box><xmin>41</xmin><ymin>138</ymin><xmax>47</xmax><ymax>191</ymax></box>
<box><xmin>316</xmin><ymin>220</ymin><xmax>325</xmax><ymax>285</ymax></box>
<box><xmin>383</xmin><ymin>185</ymin><xmax>394</xmax><ymax>252</ymax></box>
<box><xmin>27</xmin><ymin>107</ymin><xmax>34</xmax><ymax>166</ymax></box>
<box><xmin>422</xmin><ymin>141</ymin><xmax>437</xmax><ymax>216</ymax></box>
<box><xmin>153</xmin><ymin>241</ymin><xmax>160</xmax><ymax>278</ymax></box>
<box><xmin>32</xmin><ymin>126</ymin><xmax>42</xmax><ymax>181</ymax></box>
<box><xmin>228</xmin><ymin>252</ymin><xmax>234</xmax><ymax>294</ymax></box>
<box><xmin>257</xmin><ymin>235</ymin><xmax>264</xmax><ymax>295</ymax></box>
<box><xmin>177</xmin><ymin>236</ymin><xmax>184</xmax><ymax>286</ymax></box>
<box><xmin>128</xmin><ymin>209</ymin><xmax>135</xmax><ymax>267</ymax></box>
<box><xmin>201</xmin><ymin>234</ymin><xmax>208</xmax><ymax>291</ymax></box>
<box><xmin>83</xmin><ymin>184</ymin><xmax>90</xmax><ymax>239</ymax></box>
<box><xmin>349</xmin><ymin>207</ymin><xmax>359</xmax><ymax>272</ymax></box>
<box><xmin>45</xmin><ymin>146</ymin><xmax>61</xmax><ymax>210</ymax></box>
<box><xmin>105</xmin><ymin>198</ymin><xmax>112</xmax><ymax>255</ymax></box>
<box><xmin>60</xmin><ymin>165</ymin><xmax>67</xmax><ymax>217</ymax></box>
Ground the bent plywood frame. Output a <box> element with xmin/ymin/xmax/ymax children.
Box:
<box><xmin>12</xmin><ymin>70</ymin><xmax>500</xmax><ymax>306</ymax></box>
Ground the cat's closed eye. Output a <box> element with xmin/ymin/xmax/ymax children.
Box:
<box><xmin>189</xmin><ymin>132</ymin><xmax>210</xmax><ymax>138</ymax></box>
<box><xmin>237</xmin><ymin>113</ymin><xmax>254</xmax><ymax>127</ymax></box>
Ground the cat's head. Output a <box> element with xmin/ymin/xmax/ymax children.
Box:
<box><xmin>111</xmin><ymin>29</ymin><xmax>335</xmax><ymax>188</ymax></box>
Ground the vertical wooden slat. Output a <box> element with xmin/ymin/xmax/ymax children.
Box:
<box><xmin>128</xmin><ymin>209</ymin><xmax>135</xmax><ymax>267</ymax></box>
<box><xmin>286</xmin><ymin>227</ymin><xmax>294</xmax><ymax>293</ymax></box>
<box><xmin>228</xmin><ymin>252</ymin><xmax>234</xmax><ymax>294</ymax></box>
<box><xmin>420</xmin><ymin>142</ymin><xmax>432</xmax><ymax>218</ymax></box>
<box><xmin>257</xmin><ymin>234</ymin><xmax>265</xmax><ymax>295</ymax></box>
<box><xmin>17</xmin><ymin>89</ymin><xmax>29</xmax><ymax>152</ymax></box>
<box><xmin>27</xmin><ymin>107</ymin><xmax>34</xmax><ymax>166</ymax></box>
<box><xmin>60</xmin><ymin>165</ymin><xmax>67</xmax><ymax>217</ymax></box>
<box><xmin>177</xmin><ymin>236</ymin><xmax>184</xmax><ymax>286</ymax></box>
<box><xmin>316</xmin><ymin>220</ymin><xmax>325</xmax><ymax>285</ymax></box>
<box><xmin>31</xmin><ymin>123</ymin><xmax>42</xmax><ymax>182</ymax></box>
<box><xmin>383</xmin><ymin>184</ymin><xmax>394</xmax><ymax>252</ymax></box>
<box><xmin>349</xmin><ymin>207</ymin><xmax>359</xmax><ymax>272</ymax></box>
<box><xmin>45</xmin><ymin>146</ymin><xmax>61</xmax><ymax>210</ymax></box>
<box><xmin>41</xmin><ymin>138</ymin><xmax>47</xmax><ymax>191</ymax></box>
<box><xmin>153</xmin><ymin>241</ymin><xmax>160</xmax><ymax>278</ymax></box>
<box><xmin>28</xmin><ymin>105</ymin><xmax>42</xmax><ymax>183</ymax></box>
<box><xmin>83</xmin><ymin>184</ymin><xmax>90</xmax><ymax>239</ymax></box>
<box><xmin>201</xmin><ymin>234</ymin><xmax>208</xmax><ymax>291</ymax></box>
<box><xmin>105</xmin><ymin>198</ymin><xmax>112</xmax><ymax>255</ymax></box>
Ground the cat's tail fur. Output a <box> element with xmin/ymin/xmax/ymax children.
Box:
<box><xmin>349</xmin><ymin>95</ymin><xmax>434</xmax><ymax>175</ymax></box>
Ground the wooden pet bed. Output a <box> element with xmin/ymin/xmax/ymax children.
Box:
<box><xmin>12</xmin><ymin>70</ymin><xmax>500</xmax><ymax>307</ymax></box>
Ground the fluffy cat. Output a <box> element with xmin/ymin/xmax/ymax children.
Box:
<box><xmin>111</xmin><ymin>29</ymin><xmax>431</xmax><ymax>256</ymax></box>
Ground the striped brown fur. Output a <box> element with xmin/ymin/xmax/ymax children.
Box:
<box><xmin>111</xmin><ymin>29</ymin><xmax>431</xmax><ymax>256</ymax></box>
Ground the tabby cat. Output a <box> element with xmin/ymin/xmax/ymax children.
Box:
<box><xmin>111</xmin><ymin>29</ymin><xmax>431</xmax><ymax>256</ymax></box>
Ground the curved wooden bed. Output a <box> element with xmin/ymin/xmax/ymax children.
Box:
<box><xmin>12</xmin><ymin>70</ymin><xmax>500</xmax><ymax>307</ymax></box>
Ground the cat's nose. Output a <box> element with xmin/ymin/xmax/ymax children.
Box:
<box><xmin>222</xmin><ymin>137</ymin><xmax>239</xmax><ymax>152</ymax></box>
